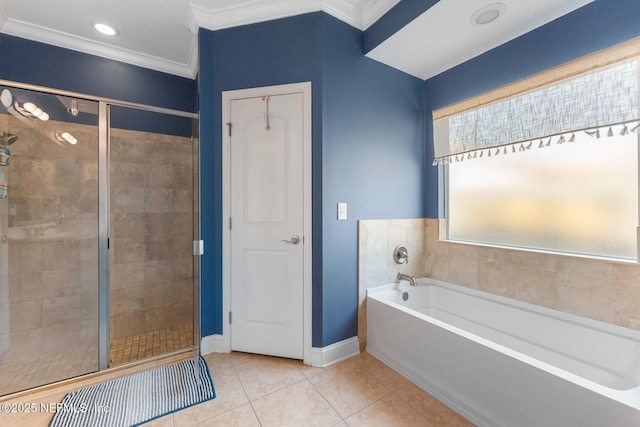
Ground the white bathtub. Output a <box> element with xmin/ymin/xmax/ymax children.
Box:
<box><xmin>366</xmin><ymin>278</ymin><xmax>640</xmax><ymax>427</ymax></box>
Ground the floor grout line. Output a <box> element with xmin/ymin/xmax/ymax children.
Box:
<box><xmin>342</xmin><ymin>387</ymin><xmax>394</xmax><ymax>421</ymax></box>
<box><xmin>248</xmin><ymin>400</ymin><xmax>265</xmax><ymax>427</ymax></box>
<box><xmin>3</xmin><ymin>351</ymin><xmax>474</xmax><ymax>426</ymax></box>
<box><xmin>109</xmin><ymin>324</ymin><xmax>193</xmax><ymax>367</ymax></box>
<box><xmin>230</xmin><ymin>364</ymin><xmax>253</xmax><ymax>408</ymax></box>
<box><xmin>1</xmin><ymin>324</ymin><xmax>193</xmax><ymax>397</ymax></box>
<box><xmin>307</xmin><ymin>375</ymin><xmax>347</xmax><ymax>423</ymax></box>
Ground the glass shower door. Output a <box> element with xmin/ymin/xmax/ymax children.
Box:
<box><xmin>108</xmin><ymin>105</ymin><xmax>194</xmax><ymax>367</ymax></box>
<box><xmin>0</xmin><ymin>86</ymin><xmax>100</xmax><ymax>395</ymax></box>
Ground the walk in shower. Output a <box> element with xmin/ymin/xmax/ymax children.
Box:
<box><xmin>0</xmin><ymin>83</ymin><xmax>199</xmax><ymax>396</ymax></box>
<box><xmin>108</xmin><ymin>105</ymin><xmax>196</xmax><ymax>366</ymax></box>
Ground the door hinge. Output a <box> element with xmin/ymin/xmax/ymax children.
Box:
<box><xmin>229</xmin><ymin>218</ymin><xmax>232</xmax><ymax>230</ymax></box>
<box><xmin>107</xmin><ymin>238</ymin><xmax>110</xmax><ymax>250</ymax></box>
<box><xmin>193</xmin><ymin>240</ymin><xmax>204</xmax><ymax>256</ymax></box>
<box><xmin>229</xmin><ymin>312</ymin><xmax>232</xmax><ymax>324</ymax></box>
<box><xmin>226</xmin><ymin>122</ymin><xmax>232</xmax><ymax>137</ymax></box>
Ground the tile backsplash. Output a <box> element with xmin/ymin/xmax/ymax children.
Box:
<box><xmin>358</xmin><ymin>219</ymin><xmax>427</xmax><ymax>351</ymax></box>
<box><xmin>358</xmin><ymin>217</ymin><xmax>640</xmax><ymax>348</ymax></box>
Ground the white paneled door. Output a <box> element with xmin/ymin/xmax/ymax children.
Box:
<box><xmin>229</xmin><ymin>92</ymin><xmax>305</xmax><ymax>359</ymax></box>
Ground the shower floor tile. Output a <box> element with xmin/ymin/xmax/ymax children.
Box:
<box><xmin>109</xmin><ymin>323</ymin><xmax>193</xmax><ymax>367</ymax></box>
<box><xmin>0</xmin><ymin>346</ymin><xmax>99</xmax><ymax>397</ymax></box>
<box><xmin>0</xmin><ymin>324</ymin><xmax>193</xmax><ymax>397</ymax></box>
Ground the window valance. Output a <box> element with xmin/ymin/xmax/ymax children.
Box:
<box><xmin>432</xmin><ymin>38</ymin><xmax>640</xmax><ymax>165</ymax></box>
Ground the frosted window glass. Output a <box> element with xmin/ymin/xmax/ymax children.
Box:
<box><xmin>447</xmin><ymin>130</ymin><xmax>638</xmax><ymax>260</ymax></box>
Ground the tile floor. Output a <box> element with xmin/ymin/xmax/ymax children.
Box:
<box><xmin>109</xmin><ymin>324</ymin><xmax>193</xmax><ymax>366</ymax></box>
<box><xmin>0</xmin><ymin>351</ymin><xmax>474</xmax><ymax>426</ymax></box>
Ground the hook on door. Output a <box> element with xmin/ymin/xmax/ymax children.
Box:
<box><xmin>262</xmin><ymin>96</ymin><xmax>270</xmax><ymax>131</ymax></box>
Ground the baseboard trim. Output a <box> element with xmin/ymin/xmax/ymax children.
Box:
<box><xmin>201</xmin><ymin>334</ymin><xmax>359</xmax><ymax>367</ymax></box>
<box><xmin>311</xmin><ymin>336</ymin><xmax>360</xmax><ymax>368</ymax></box>
<box><xmin>200</xmin><ymin>334</ymin><xmax>228</xmax><ymax>355</ymax></box>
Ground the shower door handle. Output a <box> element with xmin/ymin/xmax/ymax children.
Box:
<box><xmin>281</xmin><ymin>235</ymin><xmax>301</xmax><ymax>245</ymax></box>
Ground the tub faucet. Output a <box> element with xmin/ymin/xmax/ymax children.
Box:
<box><xmin>397</xmin><ymin>272</ymin><xmax>417</xmax><ymax>287</ymax></box>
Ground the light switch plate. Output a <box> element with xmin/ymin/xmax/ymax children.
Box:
<box><xmin>337</xmin><ymin>203</ymin><xmax>347</xmax><ymax>220</ymax></box>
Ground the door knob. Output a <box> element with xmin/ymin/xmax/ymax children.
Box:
<box><xmin>281</xmin><ymin>235</ymin><xmax>301</xmax><ymax>245</ymax></box>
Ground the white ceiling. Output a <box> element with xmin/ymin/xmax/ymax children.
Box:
<box><xmin>0</xmin><ymin>0</ymin><xmax>399</xmax><ymax>78</ymax></box>
<box><xmin>367</xmin><ymin>0</ymin><xmax>595</xmax><ymax>80</ymax></box>
<box><xmin>0</xmin><ymin>0</ymin><xmax>595</xmax><ymax>81</ymax></box>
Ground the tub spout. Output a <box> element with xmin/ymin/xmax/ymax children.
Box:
<box><xmin>397</xmin><ymin>272</ymin><xmax>417</xmax><ymax>287</ymax></box>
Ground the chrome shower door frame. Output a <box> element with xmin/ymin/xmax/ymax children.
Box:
<box><xmin>0</xmin><ymin>79</ymin><xmax>201</xmax><ymax>376</ymax></box>
<box><xmin>98</xmin><ymin>101</ymin><xmax>110</xmax><ymax>369</ymax></box>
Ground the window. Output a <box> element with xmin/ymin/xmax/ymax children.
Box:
<box><xmin>434</xmin><ymin>39</ymin><xmax>640</xmax><ymax>261</ymax></box>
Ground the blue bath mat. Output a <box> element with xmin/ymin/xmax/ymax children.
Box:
<box><xmin>49</xmin><ymin>356</ymin><xmax>215</xmax><ymax>427</ymax></box>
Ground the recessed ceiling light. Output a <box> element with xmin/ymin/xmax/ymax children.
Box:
<box><xmin>0</xmin><ymin>89</ymin><xmax>13</xmax><ymax>108</ymax></box>
<box><xmin>471</xmin><ymin>3</ymin><xmax>506</xmax><ymax>26</ymax></box>
<box><xmin>93</xmin><ymin>23</ymin><xmax>118</xmax><ymax>36</ymax></box>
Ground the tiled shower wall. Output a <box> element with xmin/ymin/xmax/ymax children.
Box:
<box><xmin>109</xmin><ymin>128</ymin><xmax>193</xmax><ymax>340</ymax></box>
<box><xmin>358</xmin><ymin>218</ymin><xmax>640</xmax><ymax>348</ymax></box>
<box><xmin>0</xmin><ymin>118</ymin><xmax>194</xmax><ymax>357</ymax></box>
<box><xmin>2</xmin><ymin>118</ymin><xmax>100</xmax><ymax>366</ymax></box>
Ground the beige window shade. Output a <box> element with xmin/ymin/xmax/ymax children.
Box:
<box><xmin>432</xmin><ymin>38</ymin><xmax>640</xmax><ymax>165</ymax></box>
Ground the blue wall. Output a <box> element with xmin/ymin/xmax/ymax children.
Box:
<box><xmin>198</xmin><ymin>13</ymin><xmax>325</xmax><ymax>342</ymax></box>
<box><xmin>423</xmin><ymin>0</ymin><xmax>640</xmax><ymax>217</ymax></box>
<box><xmin>4</xmin><ymin>0</ymin><xmax>634</xmax><ymax>351</ymax></box>
<box><xmin>198</xmin><ymin>12</ymin><xmax>425</xmax><ymax>347</ymax></box>
<box><xmin>0</xmin><ymin>34</ymin><xmax>196</xmax><ymax>112</ymax></box>
<box><xmin>321</xmin><ymin>14</ymin><xmax>424</xmax><ymax>344</ymax></box>
<box><xmin>0</xmin><ymin>34</ymin><xmax>196</xmax><ymax>137</ymax></box>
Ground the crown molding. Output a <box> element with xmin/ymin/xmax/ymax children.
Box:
<box><xmin>362</xmin><ymin>0</ymin><xmax>401</xmax><ymax>29</ymax></box>
<box><xmin>187</xmin><ymin>0</ymin><xmax>322</xmax><ymax>33</ymax></box>
<box><xmin>323</xmin><ymin>0</ymin><xmax>362</xmax><ymax>29</ymax></box>
<box><xmin>0</xmin><ymin>15</ymin><xmax>197</xmax><ymax>79</ymax></box>
<box><xmin>187</xmin><ymin>36</ymin><xmax>199</xmax><ymax>78</ymax></box>
<box><xmin>0</xmin><ymin>0</ymin><xmax>399</xmax><ymax>80</ymax></box>
<box><xmin>187</xmin><ymin>0</ymin><xmax>399</xmax><ymax>33</ymax></box>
